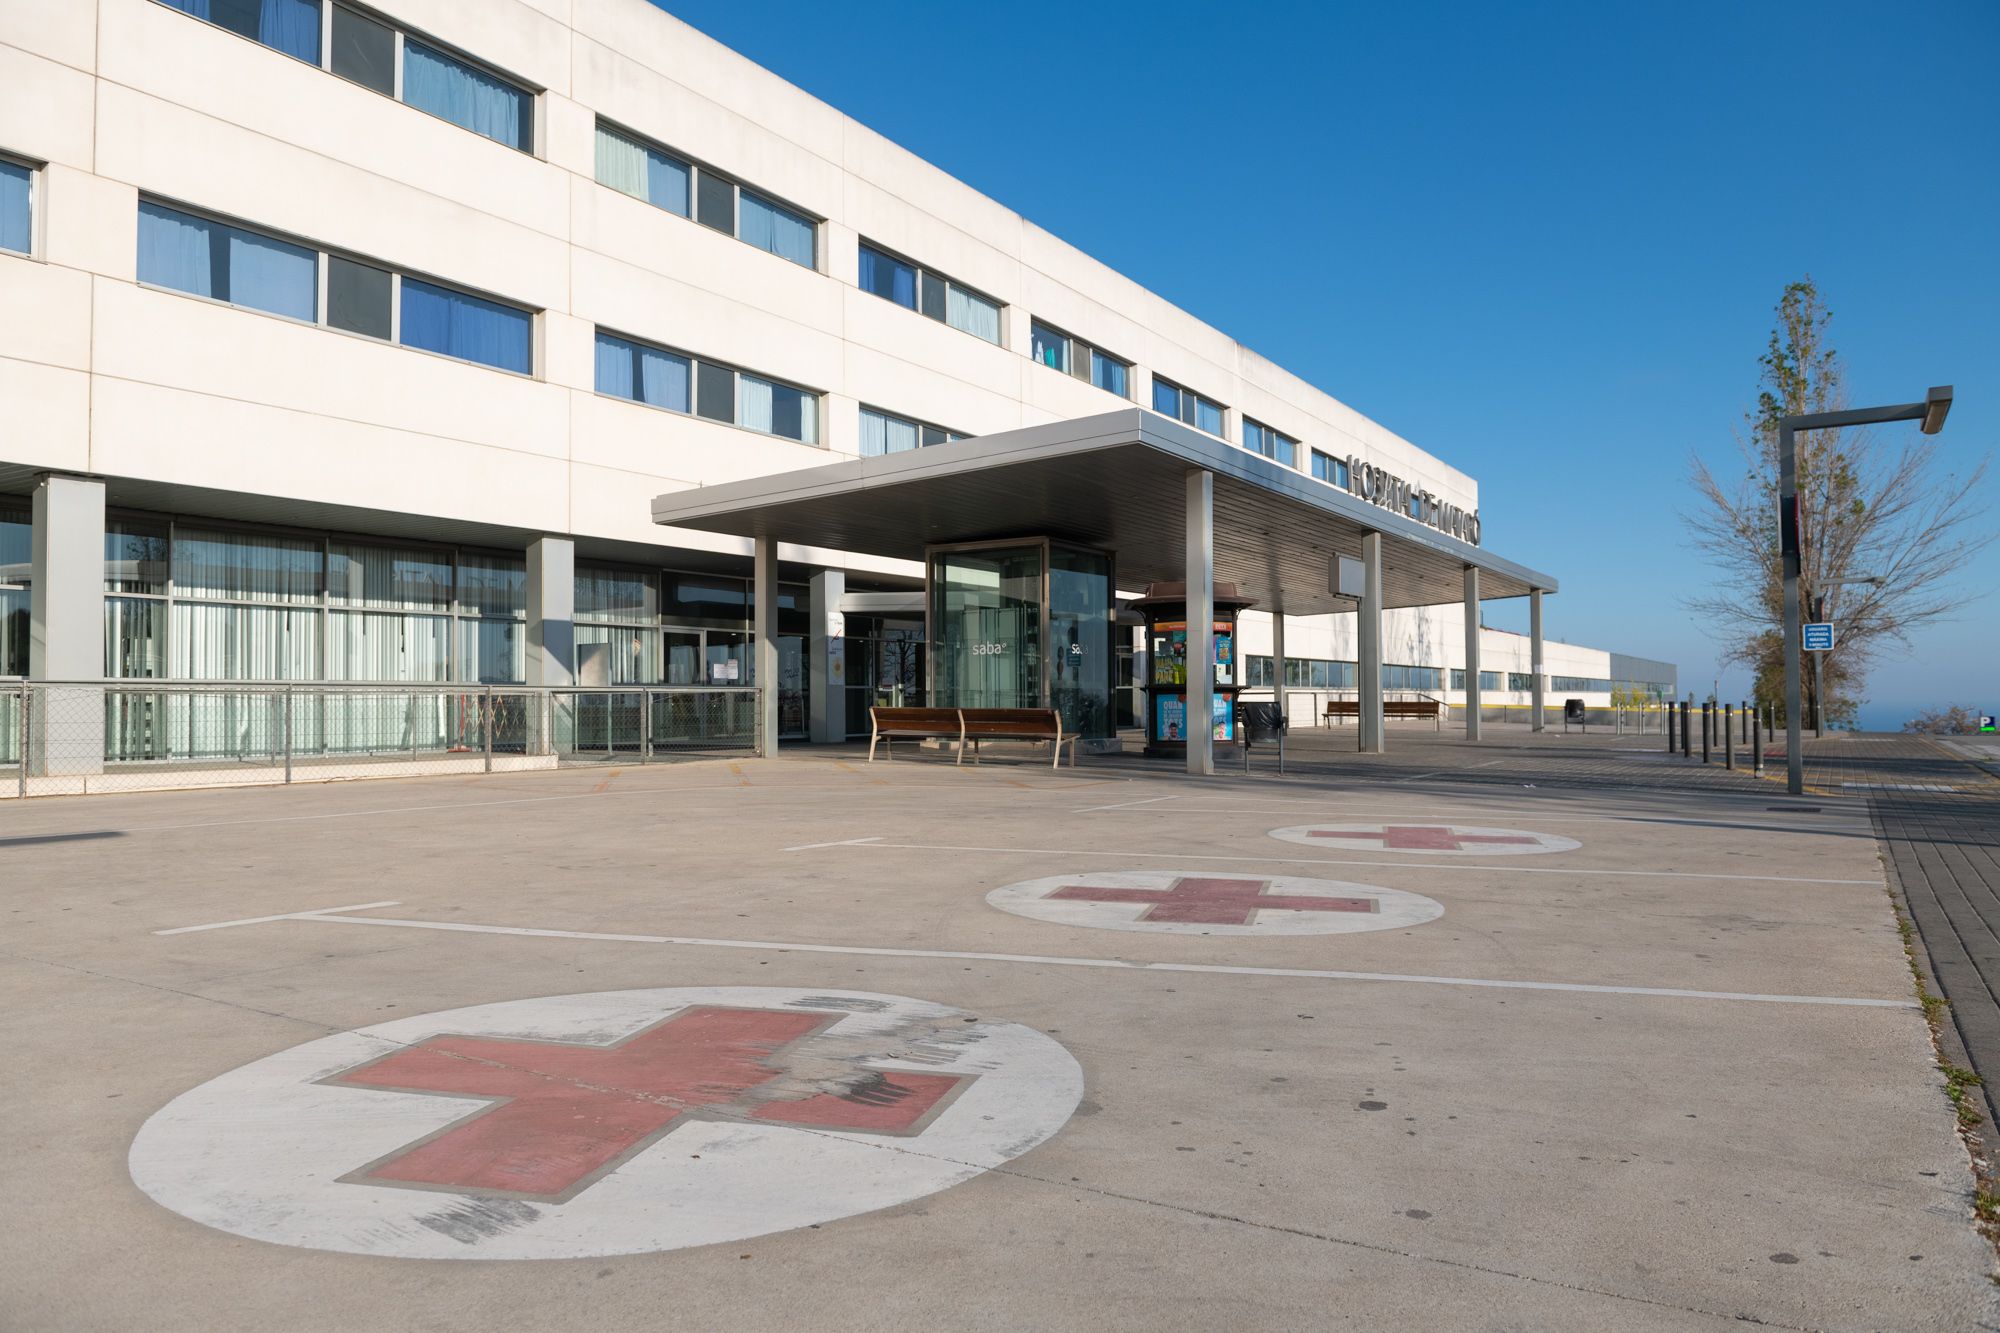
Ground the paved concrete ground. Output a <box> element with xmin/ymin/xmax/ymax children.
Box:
<box><xmin>3</xmin><ymin>733</ymin><xmax>1996</xmax><ymax>1330</ymax></box>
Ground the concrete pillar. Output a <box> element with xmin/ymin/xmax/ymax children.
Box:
<box><xmin>29</xmin><ymin>475</ymin><xmax>106</xmax><ymax>777</ymax></box>
<box><xmin>753</xmin><ymin>536</ymin><xmax>780</xmax><ymax>758</ymax></box>
<box><xmin>1529</xmin><ymin>588</ymin><xmax>1546</xmax><ymax>733</ymax></box>
<box><xmin>1357</xmin><ymin>532</ymin><xmax>1384</xmax><ymax>754</ymax></box>
<box><xmin>1185</xmin><ymin>469</ymin><xmax>1214</xmax><ymax>776</ymax></box>
<box><xmin>808</xmin><ymin>569</ymin><xmax>845</xmax><ymax>744</ymax></box>
<box><xmin>1270</xmin><ymin>609</ymin><xmax>1288</xmax><ymax>730</ymax></box>
<box><xmin>1463</xmin><ymin>565</ymin><xmax>1482</xmax><ymax>742</ymax></box>
<box><xmin>525</xmin><ymin>536</ymin><xmax>574</xmax><ymax>687</ymax></box>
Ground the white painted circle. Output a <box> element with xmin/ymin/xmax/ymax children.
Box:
<box><xmin>985</xmin><ymin>869</ymin><xmax>1443</xmax><ymax>935</ymax></box>
<box><xmin>130</xmin><ymin>987</ymin><xmax>1081</xmax><ymax>1260</ymax></box>
<box><xmin>1269</xmin><ymin>822</ymin><xmax>1581</xmax><ymax>856</ymax></box>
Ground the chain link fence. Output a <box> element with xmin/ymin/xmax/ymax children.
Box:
<box><xmin>3</xmin><ymin>682</ymin><xmax>760</xmax><ymax>798</ymax></box>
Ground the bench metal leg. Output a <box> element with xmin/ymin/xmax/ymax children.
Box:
<box><xmin>868</xmin><ymin>732</ymin><xmax>879</xmax><ymax>762</ymax></box>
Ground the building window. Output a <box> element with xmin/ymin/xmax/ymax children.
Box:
<box><xmin>159</xmin><ymin>1</ymin><xmax>536</xmax><ymax>154</ymax></box>
<box><xmin>1153</xmin><ymin>377</ymin><xmax>1224</xmax><ymax>436</ymax></box>
<box><xmin>1382</xmin><ymin>665</ymin><xmax>1443</xmax><ymax>692</ymax></box>
<box><xmin>595</xmin><ymin>123</ymin><xmax>690</xmax><ymax>216</ymax></box>
<box><xmin>594</xmin><ymin>329</ymin><xmax>819</xmax><ymax>445</ymax></box>
<box><xmin>860</xmin><ymin>407</ymin><xmax>963</xmax><ymax>457</ymax></box>
<box><xmin>1450</xmin><ymin>670</ymin><xmax>1504</xmax><ymax>692</ymax></box>
<box><xmin>137</xmin><ymin>198</ymin><xmax>536</xmax><ymax>374</ymax></box>
<box><xmin>402</xmin><ymin>39</ymin><xmax>532</xmax><ymax>151</ymax></box>
<box><xmin>159</xmin><ymin>0</ymin><xmax>321</xmax><ymax>63</ymax></box>
<box><xmin>593</xmin><ymin>119</ymin><xmax>815</xmax><ymax>269</ymax></box>
<box><xmin>1551</xmin><ymin>675</ymin><xmax>1613</xmax><ymax>693</ymax></box>
<box><xmin>399</xmin><ymin>279</ymin><xmax>532</xmax><ymax>375</ymax></box>
<box><xmin>1030</xmin><ymin>319</ymin><xmax>1130</xmax><ymax>398</ymax></box>
<box><xmin>857</xmin><ymin>242</ymin><xmax>1002</xmax><ymax>344</ymax></box>
<box><xmin>1310</xmin><ymin>449</ymin><xmax>1348</xmax><ymax>488</ymax></box>
<box><xmin>1242</xmin><ymin>419</ymin><xmax>1297</xmax><ymax>468</ymax></box>
<box><xmin>137</xmin><ymin>201</ymin><xmax>318</xmax><ymax>322</ymax></box>
<box><xmin>0</xmin><ymin>157</ymin><xmax>34</xmax><ymax>256</ymax></box>
<box><xmin>0</xmin><ymin>503</ymin><xmax>30</xmax><ymax>682</ymax></box>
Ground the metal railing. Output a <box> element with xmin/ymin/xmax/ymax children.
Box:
<box><xmin>2</xmin><ymin>681</ymin><xmax>760</xmax><ymax>798</ymax></box>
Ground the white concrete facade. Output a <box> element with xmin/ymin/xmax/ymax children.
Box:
<box><xmin>0</xmin><ymin>0</ymin><xmax>1665</xmax><ymax>720</ymax></box>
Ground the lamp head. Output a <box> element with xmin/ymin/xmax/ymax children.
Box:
<box><xmin>1921</xmin><ymin>385</ymin><xmax>1953</xmax><ymax>435</ymax></box>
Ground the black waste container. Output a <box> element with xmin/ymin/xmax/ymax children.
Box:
<box><xmin>1243</xmin><ymin>702</ymin><xmax>1287</xmax><ymax>744</ymax></box>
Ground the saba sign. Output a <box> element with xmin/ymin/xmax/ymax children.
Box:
<box><xmin>1346</xmin><ymin>456</ymin><xmax>1481</xmax><ymax>546</ymax></box>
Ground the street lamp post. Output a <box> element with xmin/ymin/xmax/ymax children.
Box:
<box><xmin>1778</xmin><ymin>386</ymin><xmax>1951</xmax><ymax>793</ymax></box>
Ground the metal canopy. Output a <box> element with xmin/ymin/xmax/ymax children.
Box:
<box><xmin>651</xmin><ymin>409</ymin><xmax>1554</xmax><ymax>614</ymax></box>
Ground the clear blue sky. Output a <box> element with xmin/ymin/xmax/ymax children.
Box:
<box><xmin>654</xmin><ymin>0</ymin><xmax>1999</xmax><ymax>728</ymax></box>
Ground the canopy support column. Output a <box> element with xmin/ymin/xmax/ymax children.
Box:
<box><xmin>1186</xmin><ymin>470</ymin><xmax>1214</xmax><ymax>776</ymax></box>
<box><xmin>1271</xmin><ymin>608</ymin><xmax>1288</xmax><ymax>731</ymax></box>
<box><xmin>1529</xmin><ymin>588</ymin><xmax>1546</xmax><ymax>733</ymax></box>
<box><xmin>754</xmin><ymin>536</ymin><xmax>780</xmax><ymax>758</ymax></box>
<box><xmin>1358</xmin><ymin>532</ymin><xmax>1384</xmax><ymax>754</ymax></box>
<box><xmin>1464</xmin><ymin>565</ymin><xmax>1483</xmax><ymax>742</ymax></box>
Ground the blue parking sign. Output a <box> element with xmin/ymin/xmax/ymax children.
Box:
<box><xmin>1801</xmin><ymin>623</ymin><xmax>1834</xmax><ymax>652</ymax></box>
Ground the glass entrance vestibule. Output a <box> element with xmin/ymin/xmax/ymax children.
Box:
<box><xmin>926</xmin><ymin>538</ymin><xmax>1116</xmax><ymax>741</ymax></box>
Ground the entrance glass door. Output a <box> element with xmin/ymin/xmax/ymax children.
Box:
<box><xmin>930</xmin><ymin>546</ymin><xmax>1041</xmax><ymax>710</ymax></box>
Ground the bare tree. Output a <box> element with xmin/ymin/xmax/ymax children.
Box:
<box><xmin>1683</xmin><ymin>279</ymin><xmax>1992</xmax><ymax>725</ymax></box>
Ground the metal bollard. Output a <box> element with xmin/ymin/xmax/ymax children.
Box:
<box><xmin>1724</xmin><ymin>704</ymin><xmax>1734</xmax><ymax>769</ymax></box>
<box><xmin>1680</xmin><ymin>698</ymin><xmax>1692</xmax><ymax>758</ymax></box>
<box><xmin>1753</xmin><ymin>708</ymin><xmax>1764</xmax><ymax>774</ymax></box>
<box><xmin>1702</xmin><ymin>703</ymin><xmax>1712</xmax><ymax>763</ymax></box>
<box><xmin>1665</xmin><ymin>701</ymin><xmax>1676</xmax><ymax>753</ymax></box>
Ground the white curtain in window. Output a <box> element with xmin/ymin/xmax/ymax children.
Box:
<box><xmin>737</xmin><ymin>375</ymin><xmax>775</xmax><ymax>434</ymax></box>
<box><xmin>174</xmin><ymin>527</ymin><xmax>321</xmax><ymax>603</ymax></box>
<box><xmin>328</xmin><ymin>541</ymin><xmax>452</xmax><ymax>611</ymax></box>
<box><xmin>947</xmin><ymin>288</ymin><xmax>1001</xmax><ymax>344</ymax></box>
<box><xmin>168</xmin><ymin>603</ymin><xmax>319</xmax><ymax>759</ymax></box>
<box><xmin>324</xmin><ymin>610</ymin><xmax>451</xmax><ymax>752</ymax></box>
<box><xmin>860</xmin><ymin>409</ymin><xmax>918</xmax><ymax>457</ymax></box>
<box><xmin>595</xmin><ymin>126</ymin><xmax>649</xmax><ymax>198</ymax></box>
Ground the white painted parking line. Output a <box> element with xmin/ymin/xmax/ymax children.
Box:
<box><xmin>1071</xmin><ymin>795</ymin><xmax>1181</xmax><ymax>813</ymax></box>
<box><xmin>805</xmin><ymin>840</ymin><xmax>1880</xmax><ymax>886</ymax></box>
<box><xmin>781</xmin><ymin>836</ymin><xmax>885</xmax><ymax>852</ymax></box>
<box><xmin>1082</xmin><ymin>805</ymin><xmax>1875</xmax><ymax>831</ymax></box>
<box><xmin>154</xmin><ymin>901</ymin><xmax>404</xmax><ymax>936</ymax></box>
<box><xmin>188</xmin><ymin>906</ymin><xmax>1914</xmax><ymax>1008</ymax></box>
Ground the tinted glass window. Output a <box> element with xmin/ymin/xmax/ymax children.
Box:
<box><xmin>696</xmin><ymin>361</ymin><xmax>735</xmax><ymax>421</ymax></box>
<box><xmin>919</xmin><ymin>271</ymin><xmax>947</xmax><ymax>322</ymax></box>
<box><xmin>696</xmin><ymin>172</ymin><xmax>735</xmax><ymax>233</ymax></box>
<box><xmin>919</xmin><ymin>424</ymin><xmax>949</xmax><ymax>448</ymax></box>
<box><xmin>327</xmin><ymin>254</ymin><xmax>392</xmax><ymax>338</ymax></box>
<box><xmin>329</xmin><ymin>6</ymin><xmax>394</xmax><ymax>95</ymax></box>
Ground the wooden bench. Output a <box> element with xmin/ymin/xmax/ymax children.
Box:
<box><xmin>867</xmin><ymin>707</ymin><xmax>964</xmax><ymax>763</ymax></box>
<box><xmin>868</xmin><ymin>706</ymin><xmax>1078</xmax><ymax>768</ymax></box>
<box><xmin>1320</xmin><ymin>699</ymin><xmax>1442</xmax><ymax>730</ymax></box>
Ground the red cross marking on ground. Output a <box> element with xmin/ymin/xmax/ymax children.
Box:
<box><xmin>1046</xmin><ymin>876</ymin><xmax>1375</xmax><ymax>926</ymax></box>
<box><xmin>327</xmin><ymin>1006</ymin><xmax>968</xmax><ymax>1201</ymax></box>
<box><xmin>1308</xmin><ymin>826</ymin><xmax>1540</xmax><ymax>851</ymax></box>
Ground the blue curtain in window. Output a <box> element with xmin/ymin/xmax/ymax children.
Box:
<box><xmin>647</xmin><ymin>154</ymin><xmax>690</xmax><ymax>216</ymax></box>
<box><xmin>137</xmin><ymin>203</ymin><xmax>217</xmax><ymax>298</ymax></box>
<box><xmin>259</xmin><ymin>0</ymin><xmax>321</xmax><ymax>62</ymax></box>
<box><xmin>227</xmin><ymin>228</ymin><xmax>316</xmax><ymax>320</ymax></box>
<box><xmin>594</xmin><ymin>333</ymin><xmax>636</xmax><ymax>399</ymax></box>
<box><xmin>401</xmin><ymin>279</ymin><xmax>532</xmax><ymax>374</ymax></box>
<box><xmin>740</xmin><ymin>194</ymin><xmax>814</xmax><ymax>268</ymax></box>
<box><xmin>860</xmin><ymin>246</ymin><xmax>916</xmax><ymax>308</ymax></box>
<box><xmin>1151</xmin><ymin>381</ymin><xmax>1178</xmax><ymax>416</ymax></box>
<box><xmin>161</xmin><ymin>0</ymin><xmax>212</xmax><ymax>15</ymax></box>
<box><xmin>638</xmin><ymin>346</ymin><xmax>691</xmax><ymax>412</ymax></box>
<box><xmin>404</xmin><ymin>41</ymin><xmax>530</xmax><ymax>151</ymax></box>
<box><xmin>0</xmin><ymin>161</ymin><xmax>29</xmax><ymax>255</ymax></box>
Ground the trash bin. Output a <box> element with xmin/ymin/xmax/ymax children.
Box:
<box><xmin>1243</xmin><ymin>702</ymin><xmax>1287</xmax><ymax>744</ymax></box>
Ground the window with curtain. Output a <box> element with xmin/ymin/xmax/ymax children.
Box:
<box><xmin>1243</xmin><ymin>419</ymin><xmax>1298</xmax><ymax>467</ymax></box>
<box><xmin>399</xmin><ymin>278</ymin><xmax>532</xmax><ymax>374</ymax></box>
<box><xmin>458</xmin><ymin>552</ymin><xmax>524</xmax><ymax>684</ymax></box>
<box><xmin>860</xmin><ymin>408</ymin><xmax>920</xmax><ymax>458</ymax></box>
<box><xmin>1311</xmin><ymin>450</ymin><xmax>1348</xmax><ymax>487</ymax></box>
<box><xmin>0</xmin><ymin>158</ymin><xmax>30</xmax><ymax>256</ymax></box>
<box><xmin>575</xmin><ymin>566</ymin><xmax>657</xmax><ymax>624</ymax></box>
<box><xmin>0</xmin><ymin>504</ymin><xmax>30</xmax><ymax>681</ymax></box>
<box><xmin>595</xmin><ymin>332</ymin><xmax>691</xmax><ymax>412</ymax></box>
<box><xmin>594</xmin><ymin>122</ymin><xmax>690</xmax><ymax>216</ymax></box>
<box><xmin>158</xmin><ymin>0</ymin><xmax>322</xmax><ymax>64</ymax></box>
<box><xmin>739</xmin><ymin>375</ymin><xmax>817</xmax><ymax>444</ymax></box>
<box><xmin>1030</xmin><ymin>321</ymin><xmax>1070</xmax><ymax>373</ymax></box>
<box><xmin>402</xmin><ymin>40</ymin><xmax>532</xmax><ymax>151</ymax></box>
<box><xmin>945</xmin><ymin>287</ymin><xmax>1000</xmax><ymax>343</ymax></box>
<box><xmin>859</xmin><ymin>244</ymin><xmax>917</xmax><ymax>309</ymax></box>
<box><xmin>137</xmin><ymin>202</ymin><xmax>317</xmax><ymax>322</ymax></box>
<box><xmin>1090</xmin><ymin>349</ymin><xmax>1128</xmax><ymax>398</ymax></box>
<box><xmin>327</xmin><ymin>541</ymin><xmax>452</xmax><ymax>611</ymax></box>
<box><xmin>739</xmin><ymin>191</ymin><xmax>815</xmax><ymax>268</ymax></box>
<box><xmin>173</xmin><ymin>526</ymin><xmax>322</xmax><ymax>603</ymax></box>
<box><xmin>1153</xmin><ymin>378</ymin><xmax>1225</xmax><ymax>437</ymax></box>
